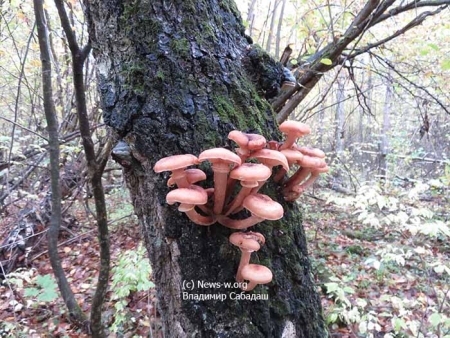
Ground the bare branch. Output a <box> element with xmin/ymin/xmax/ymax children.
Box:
<box><xmin>373</xmin><ymin>0</ymin><xmax>450</xmax><ymax>26</ymax></box>
<box><xmin>347</xmin><ymin>5</ymin><xmax>448</xmax><ymax>59</ymax></box>
<box><xmin>53</xmin><ymin>0</ymin><xmax>80</xmax><ymax>54</ymax></box>
<box><xmin>0</xmin><ymin>115</ymin><xmax>48</xmax><ymax>141</ymax></box>
<box><xmin>372</xmin><ymin>53</ymin><xmax>450</xmax><ymax>115</ymax></box>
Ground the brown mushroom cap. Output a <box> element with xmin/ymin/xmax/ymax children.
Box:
<box><xmin>243</xmin><ymin>194</ymin><xmax>283</xmax><ymax>220</ymax></box>
<box><xmin>154</xmin><ymin>154</ymin><xmax>198</xmax><ymax>173</ymax></box>
<box><xmin>166</xmin><ymin>185</ymin><xmax>208</xmax><ymax>207</ymax></box>
<box><xmin>298</xmin><ymin>155</ymin><xmax>327</xmax><ymax>169</ymax></box>
<box><xmin>280</xmin><ymin>149</ymin><xmax>304</xmax><ymax>164</ymax></box>
<box><xmin>279</xmin><ymin>121</ymin><xmax>311</xmax><ymax>137</ymax></box>
<box><xmin>198</xmin><ymin>148</ymin><xmax>241</xmax><ymax>171</ymax></box>
<box><xmin>251</xmin><ymin>149</ymin><xmax>289</xmax><ymax>171</ymax></box>
<box><xmin>296</xmin><ymin>146</ymin><xmax>326</xmax><ymax>159</ymax></box>
<box><xmin>229</xmin><ymin>232</ymin><xmax>261</xmax><ymax>251</ymax></box>
<box><xmin>241</xmin><ymin>264</ymin><xmax>273</xmax><ymax>284</ymax></box>
<box><xmin>228</xmin><ymin>130</ymin><xmax>267</xmax><ymax>151</ymax></box>
<box><xmin>230</xmin><ymin>163</ymin><xmax>271</xmax><ymax>187</ymax></box>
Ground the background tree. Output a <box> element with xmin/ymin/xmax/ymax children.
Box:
<box><xmin>33</xmin><ymin>0</ymin><xmax>87</xmax><ymax>328</ymax></box>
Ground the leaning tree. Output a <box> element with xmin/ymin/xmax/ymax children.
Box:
<box><xmin>83</xmin><ymin>0</ymin><xmax>449</xmax><ymax>336</ymax></box>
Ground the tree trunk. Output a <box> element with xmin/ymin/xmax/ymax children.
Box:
<box><xmin>275</xmin><ymin>0</ymin><xmax>287</xmax><ymax>59</ymax></box>
<box><xmin>246</xmin><ymin>0</ymin><xmax>258</xmax><ymax>37</ymax></box>
<box><xmin>266</xmin><ymin>0</ymin><xmax>280</xmax><ymax>54</ymax></box>
<box><xmin>318</xmin><ymin>102</ymin><xmax>325</xmax><ymax>149</ymax></box>
<box><xmin>34</xmin><ymin>0</ymin><xmax>88</xmax><ymax>327</ymax></box>
<box><xmin>334</xmin><ymin>72</ymin><xmax>345</xmax><ymax>154</ymax></box>
<box><xmin>85</xmin><ymin>1</ymin><xmax>325</xmax><ymax>337</ymax></box>
<box><xmin>379</xmin><ymin>70</ymin><xmax>392</xmax><ymax>181</ymax></box>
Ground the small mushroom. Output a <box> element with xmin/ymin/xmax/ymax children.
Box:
<box><xmin>224</xmin><ymin>163</ymin><xmax>271</xmax><ymax>215</ymax></box>
<box><xmin>167</xmin><ymin>168</ymin><xmax>206</xmax><ymax>187</ymax></box>
<box><xmin>229</xmin><ymin>232</ymin><xmax>265</xmax><ymax>283</ymax></box>
<box><xmin>228</xmin><ymin>130</ymin><xmax>267</xmax><ymax>162</ymax></box>
<box><xmin>240</xmin><ymin>264</ymin><xmax>273</xmax><ymax>291</ymax></box>
<box><xmin>166</xmin><ymin>185</ymin><xmax>215</xmax><ymax>225</ymax></box>
<box><xmin>218</xmin><ymin>194</ymin><xmax>283</xmax><ymax>229</ymax></box>
<box><xmin>154</xmin><ymin>154</ymin><xmax>199</xmax><ymax>188</ymax></box>
<box><xmin>278</xmin><ymin>121</ymin><xmax>311</xmax><ymax>151</ymax></box>
<box><xmin>198</xmin><ymin>148</ymin><xmax>241</xmax><ymax>215</ymax></box>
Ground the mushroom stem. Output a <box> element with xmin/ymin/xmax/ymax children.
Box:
<box><xmin>212</xmin><ymin>165</ymin><xmax>231</xmax><ymax>214</ymax></box>
<box><xmin>232</xmin><ymin>182</ymin><xmax>265</xmax><ymax>215</ymax></box>
<box><xmin>236</xmin><ymin>251</ymin><xmax>251</xmax><ymax>283</ymax></box>
<box><xmin>268</xmin><ymin>141</ymin><xmax>279</xmax><ymax>150</ymax></box>
<box><xmin>225</xmin><ymin>177</ymin><xmax>238</xmax><ymax>204</ymax></box>
<box><xmin>185</xmin><ymin>208</ymin><xmax>216</xmax><ymax>226</ymax></box>
<box><xmin>217</xmin><ymin>215</ymin><xmax>264</xmax><ymax>229</ymax></box>
<box><xmin>279</xmin><ymin>134</ymin><xmax>297</xmax><ymax>151</ymax></box>
<box><xmin>235</xmin><ymin>148</ymin><xmax>250</xmax><ymax>163</ymax></box>
<box><xmin>171</xmin><ymin>169</ymin><xmax>191</xmax><ymax>188</ymax></box>
<box><xmin>224</xmin><ymin>186</ymin><xmax>252</xmax><ymax>215</ymax></box>
<box><xmin>250</xmin><ymin>181</ymin><xmax>265</xmax><ymax>195</ymax></box>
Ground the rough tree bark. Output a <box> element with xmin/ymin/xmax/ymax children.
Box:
<box><xmin>85</xmin><ymin>0</ymin><xmax>326</xmax><ymax>337</ymax></box>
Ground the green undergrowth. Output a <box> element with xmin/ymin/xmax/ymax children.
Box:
<box><xmin>304</xmin><ymin>177</ymin><xmax>449</xmax><ymax>337</ymax></box>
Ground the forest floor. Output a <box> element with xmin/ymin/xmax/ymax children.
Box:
<box><xmin>1</xmin><ymin>185</ymin><xmax>448</xmax><ymax>337</ymax></box>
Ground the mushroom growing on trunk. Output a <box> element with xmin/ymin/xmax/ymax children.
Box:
<box><xmin>241</xmin><ymin>264</ymin><xmax>273</xmax><ymax>291</ymax></box>
<box><xmin>198</xmin><ymin>148</ymin><xmax>241</xmax><ymax>215</ymax></box>
<box><xmin>284</xmin><ymin>165</ymin><xmax>329</xmax><ymax>201</ymax></box>
<box><xmin>228</xmin><ymin>130</ymin><xmax>267</xmax><ymax>162</ymax></box>
<box><xmin>166</xmin><ymin>185</ymin><xmax>215</xmax><ymax>226</ymax></box>
<box><xmin>278</xmin><ymin>121</ymin><xmax>311</xmax><ymax>151</ymax></box>
<box><xmin>167</xmin><ymin>168</ymin><xmax>206</xmax><ymax>187</ymax></box>
<box><xmin>229</xmin><ymin>232</ymin><xmax>265</xmax><ymax>283</ymax></box>
<box><xmin>249</xmin><ymin>148</ymin><xmax>289</xmax><ymax>194</ymax></box>
<box><xmin>283</xmin><ymin>155</ymin><xmax>327</xmax><ymax>195</ymax></box>
<box><xmin>154</xmin><ymin>154</ymin><xmax>199</xmax><ymax>188</ymax></box>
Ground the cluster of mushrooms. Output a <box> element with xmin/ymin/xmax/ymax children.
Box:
<box><xmin>154</xmin><ymin>121</ymin><xmax>328</xmax><ymax>291</ymax></box>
